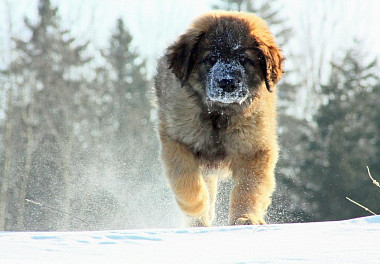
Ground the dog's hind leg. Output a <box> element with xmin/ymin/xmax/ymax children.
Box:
<box><xmin>160</xmin><ymin>137</ymin><xmax>210</xmax><ymax>226</ymax></box>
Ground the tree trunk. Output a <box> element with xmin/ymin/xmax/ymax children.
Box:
<box><xmin>59</xmin><ymin>128</ymin><xmax>74</xmax><ymax>230</ymax></box>
<box><xmin>0</xmin><ymin>0</ymin><xmax>14</xmax><ymax>231</ymax></box>
<box><xmin>0</xmin><ymin>89</ymin><xmax>13</xmax><ymax>230</ymax></box>
<box><xmin>16</xmin><ymin>123</ymin><xmax>34</xmax><ymax>230</ymax></box>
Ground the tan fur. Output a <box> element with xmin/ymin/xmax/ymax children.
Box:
<box><xmin>155</xmin><ymin>11</ymin><xmax>283</xmax><ymax>226</ymax></box>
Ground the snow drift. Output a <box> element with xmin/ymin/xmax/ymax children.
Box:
<box><xmin>1</xmin><ymin>215</ymin><xmax>379</xmax><ymax>263</ymax></box>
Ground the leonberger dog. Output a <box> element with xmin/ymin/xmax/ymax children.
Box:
<box><xmin>154</xmin><ymin>11</ymin><xmax>283</xmax><ymax>226</ymax></box>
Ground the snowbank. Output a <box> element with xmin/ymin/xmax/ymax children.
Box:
<box><xmin>1</xmin><ymin>216</ymin><xmax>379</xmax><ymax>263</ymax></box>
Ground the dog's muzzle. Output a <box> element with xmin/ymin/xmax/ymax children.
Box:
<box><xmin>206</xmin><ymin>61</ymin><xmax>248</xmax><ymax>104</ymax></box>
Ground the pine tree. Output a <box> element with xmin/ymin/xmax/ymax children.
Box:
<box><xmin>372</xmin><ymin>83</ymin><xmax>380</xmax><ymax>174</ymax></box>
<box><xmin>99</xmin><ymin>18</ymin><xmax>154</xmax><ymax>180</ymax></box>
<box><xmin>102</xmin><ymin>18</ymin><xmax>151</xmax><ymax>142</ymax></box>
<box><xmin>80</xmin><ymin>18</ymin><xmax>165</xmax><ymax>229</ymax></box>
<box><xmin>302</xmin><ymin>46</ymin><xmax>380</xmax><ymax>221</ymax></box>
<box><xmin>3</xmin><ymin>0</ymin><xmax>91</xmax><ymax>230</ymax></box>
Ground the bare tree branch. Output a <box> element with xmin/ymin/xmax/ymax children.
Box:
<box><xmin>346</xmin><ymin>197</ymin><xmax>377</xmax><ymax>216</ymax></box>
<box><xmin>366</xmin><ymin>166</ymin><xmax>380</xmax><ymax>188</ymax></box>
<box><xmin>25</xmin><ymin>199</ymin><xmax>96</xmax><ymax>229</ymax></box>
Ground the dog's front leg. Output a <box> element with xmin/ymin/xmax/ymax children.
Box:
<box><xmin>160</xmin><ymin>137</ymin><xmax>210</xmax><ymax>226</ymax></box>
<box><xmin>229</xmin><ymin>149</ymin><xmax>277</xmax><ymax>225</ymax></box>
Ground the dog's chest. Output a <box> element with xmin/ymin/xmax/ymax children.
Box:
<box><xmin>205</xmin><ymin>111</ymin><xmax>229</xmax><ymax>131</ymax></box>
<box><xmin>181</xmin><ymin>111</ymin><xmax>247</xmax><ymax>164</ymax></box>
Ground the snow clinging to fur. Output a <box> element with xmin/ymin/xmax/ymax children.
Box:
<box><xmin>206</xmin><ymin>60</ymin><xmax>248</xmax><ymax>104</ymax></box>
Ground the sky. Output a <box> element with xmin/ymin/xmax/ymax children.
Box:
<box><xmin>1</xmin><ymin>0</ymin><xmax>380</xmax><ymax>77</ymax></box>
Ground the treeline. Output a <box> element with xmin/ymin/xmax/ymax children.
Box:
<box><xmin>1</xmin><ymin>0</ymin><xmax>380</xmax><ymax>231</ymax></box>
<box><xmin>0</xmin><ymin>0</ymin><xmax>175</xmax><ymax>231</ymax></box>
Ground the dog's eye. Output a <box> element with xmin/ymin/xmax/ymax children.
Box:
<box><xmin>239</xmin><ymin>55</ymin><xmax>247</xmax><ymax>65</ymax></box>
<box><xmin>239</xmin><ymin>55</ymin><xmax>254</xmax><ymax>66</ymax></box>
<box><xmin>208</xmin><ymin>56</ymin><xmax>218</xmax><ymax>64</ymax></box>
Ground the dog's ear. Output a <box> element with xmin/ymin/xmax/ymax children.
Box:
<box><xmin>255</xmin><ymin>41</ymin><xmax>283</xmax><ymax>92</ymax></box>
<box><xmin>166</xmin><ymin>29</ymin><xmax>204</xmax><ymax>86</ymax></box>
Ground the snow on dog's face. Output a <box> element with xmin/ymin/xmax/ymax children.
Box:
<box><xmin>167</xmin><ymin>11</ymin><xmax>283</xmax><ymax>112</ymax></box>
<box><xmin>206</xmin><ymin>60</ymin><xmax>248</xmax><ymax>104</ymax></box>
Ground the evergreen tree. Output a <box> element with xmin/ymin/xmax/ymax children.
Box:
<box><xmin>99</xmin><ymin>18</ymin><xmax>156</xmax><ymax>181</ymax></box>
<box><xmin>302</xmin><ymin>46</ymin><xmax>380</xmax><ymax>221</ymax></box>
<box><xmin>1</xmin><ymin>2</ymin><xmax>172</xmax><ymax>231</ymax></box>
<box><xmin>372</xmin><ymin>83</ymin><xmax>380</xmax><ymax>175</ymax></box>
<box><xmin>81</xmin><ymin>18</ymin><xmax>167</xmax><ymax>229</ymax></box>
<box><xmin>102</xmin><ymin>18</ymin><xmax>151</xmax><ymax>143</ymax></box>
<box><xmin>3</xmin><ymin>0</ymin><xmax>91</xmax><ymax>230</ymax></box>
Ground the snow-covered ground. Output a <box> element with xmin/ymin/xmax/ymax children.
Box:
<box><xmin>1</xmin><ymin>216</ymin><xmax>379</xmax><ymax>263</ymax></box>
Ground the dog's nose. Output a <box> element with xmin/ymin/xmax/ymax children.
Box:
<box><xmin>219</xmin><ymin>78</ymin><xmax>239</xmax><ymax>93</ymax></box>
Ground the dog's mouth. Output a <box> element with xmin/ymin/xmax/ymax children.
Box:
<box><xmin>206</xmin><ymin>87</ymin><xmax>249</xmax><ymax>105</ymax></box>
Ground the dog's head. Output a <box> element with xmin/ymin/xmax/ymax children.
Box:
<box><xmin>166</xmin><ymin>11</ymin><xmax>283</xmax><ymax>109</ymax></box>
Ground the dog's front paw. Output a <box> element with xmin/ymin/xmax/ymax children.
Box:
<box><xmin>231</xmin><ymin>214</ymin><xmax>266</xmax><ymax>225</ymax></box>
<box><xmin>188</xmin><ymin>215</ymin><xmax>211</xmax><ymax>227</ymax></box>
